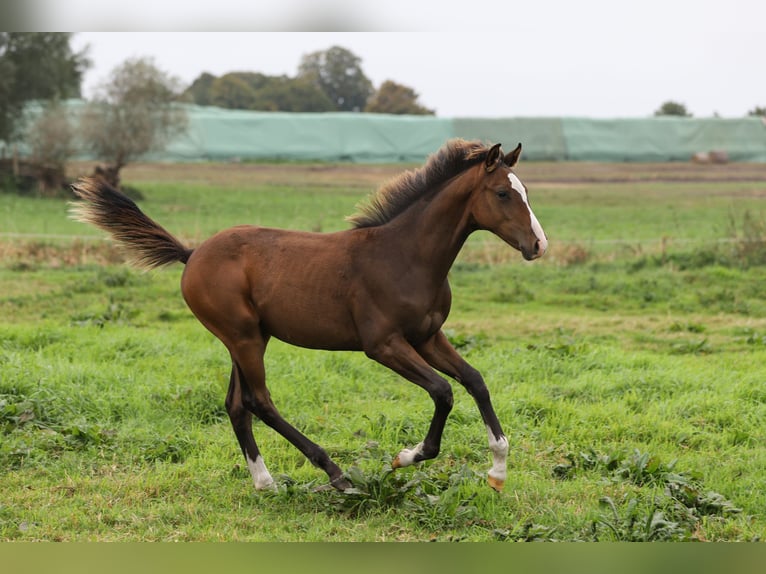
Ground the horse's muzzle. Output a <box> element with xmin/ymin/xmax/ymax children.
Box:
<box><xmin>521</xmin><ymin>238</ymin><xmax>546</xmax><ymax>261</ymax></box>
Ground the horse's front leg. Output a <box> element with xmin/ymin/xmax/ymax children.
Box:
<box><xmin>416</xmin><ymin>330</ymin><xmax>509</xmax><ymax>492</ymax></box>
<box><xmin>364</xmin><ymin>334</ymin><xmax>454</xmax><ymax>468</ymax></box>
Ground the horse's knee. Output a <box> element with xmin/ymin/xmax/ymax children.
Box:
<box><xmin>459</xmin><ymin>368</ymin><xmax>491</xmax><ymax>403</ymax></box>
<box><xmin>431</xmin><ymin>379</ymin><xmax>454</xmax><ymax>411</ymax></box>
<box><xmin>468</xmin><ymin>380</ymin><xmax>491</xmax><ymax>404</ymax></box>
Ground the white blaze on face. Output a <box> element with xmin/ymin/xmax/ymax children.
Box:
<box><xmin>507</xmin><ymin>172</ymin><xmax>548</xmax><ymax>254</ymax></box>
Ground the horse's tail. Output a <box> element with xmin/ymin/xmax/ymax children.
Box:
<box><xmin>70</xmin><ymin>177</ymin><xmax>193</xmax><ymax>269</ymax></box>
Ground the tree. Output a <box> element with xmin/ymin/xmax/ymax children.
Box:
<box><xmin>209</xmin><ymin>73</ymin><xmax>258</xmax><ymax>109</ymax></box>
<box><xmin>365</xmin><ymin>80</ymin><xmax>434</xmax><ymax>115</ymax></box>
<box><xmin>251</xmin><ymin>76</ymin><xmax>335</xmax><ymax>112</ymax></box>
<box><xmin>80</xmin><ymin>57</ymin><xmax>187</xmax><ymax>187</ymax></box>
<box><xmin>0</xmin><ymin>43</ymin><xmax>17</xmax><ymax>144</ymax></box>
<box><xmin>0</xmin><ymin>33</ymin><xmax>89</xmax><ymax>143</ymax></box>
<box><xmin>187</xmin><ymin>72</ymin><xmax>336</xmax><ymax>112</ymax></box>
<box><xmin>747</xmin><ymin>106</ymin><xmax>766</xmax><ymax>117</ymax></box>
<box><xmin>183</xmin><ymin>72</ymin><xmax>216</xmax><ymax>106</ymax></box>
<box><xmin>25</xmin><ymin>100</ymin><xmax>77</xmax><ymax>195</ymax></box>
<box><xmin>297</xmin><ymin>46</ymin><xmax>373</xmax><ymax>112</ymax></box>
<box><xmin>654</xmin><ymin>101</ymin><xmax>692</xmax><ymax>117</ymax></box>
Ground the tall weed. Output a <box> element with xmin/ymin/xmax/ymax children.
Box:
<box><xmin>727</xmin><ymin>209</ymin><xmax>766</xmax><ymax>267</ymax></box>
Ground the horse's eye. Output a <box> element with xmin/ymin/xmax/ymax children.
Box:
<box><xmin>496</xmin><ymin>190</ymin><xmax>509</xmax><ymax>199</ymax></box>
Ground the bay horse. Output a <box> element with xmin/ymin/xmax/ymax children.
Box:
<box><xmin>70</xmin><ymin>139</ymin><xmax>548</xmax><ymax>493</ymax></box>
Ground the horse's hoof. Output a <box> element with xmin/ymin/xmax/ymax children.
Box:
<box><xmin>330</xmin><ymin>476</ymin><xmax>353</xmax><ymax>492</ymax></box>
<box><xmin>391</xmin><ymin>443</ymin><xmax>423</xmax><ymax>469</ymax></box>
<box><xmin>256</xmin><ymin>479</ymin><xmax>278</xmax><ymax>492</ymax></box>
<box><xmin>487</xmin><ymin>475</ymin><xmax>504</xmax><ymax>492</ymax></box>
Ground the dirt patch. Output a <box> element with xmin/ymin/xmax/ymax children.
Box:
<box><xmin>67</xmin><ymin>161</ymin><xmax>404</xmax><ymax>190</ymax></box>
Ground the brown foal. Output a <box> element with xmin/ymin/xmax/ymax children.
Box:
<box><xmin>71</xmin><ymin>139</ymin><xmax>547</xmax><ymax>492</ymax></box>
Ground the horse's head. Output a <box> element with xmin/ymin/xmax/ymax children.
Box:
<box><xmin>470</xmin><ymin>143</ymin><xmax>548</xmax><ymax>261</ymax></box>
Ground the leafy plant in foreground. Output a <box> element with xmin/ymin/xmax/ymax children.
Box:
<box><xmin>594</xmin><ymin>495</ymin><xmax>686</xmax><ymax>541</ymax></box>
<box><xmin>332</xmin><ymin>465</ymin><xmax>480</xmax><ymax>528</ymax></box>
<box><xmin>555</xmin><ymin>447</ymin><xmax>743</xmax><ymax>540</ymax></box>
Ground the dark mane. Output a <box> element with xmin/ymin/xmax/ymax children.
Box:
<box><xmin>347</xmin><ymin>139</ymin><xmax>494</xmax><ymax>229</ymax></box>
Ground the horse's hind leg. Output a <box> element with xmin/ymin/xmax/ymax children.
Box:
<box><xmin>225</xmin><ymin>363</ymin><xmax>275</xmax><ymax>491</ymax></box>
<box><xmin>231</xmin><ymin>337</ymin><xmax>352</xmax><ymax>492</ymax></box>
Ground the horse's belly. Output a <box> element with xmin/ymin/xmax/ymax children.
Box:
<box><xmin>268</xmin><ymin>324</ymin><xmax>362</xmax><ymax>351</ymax></box>
<box><xmin>256</xmin><ymin>286</ymin><xmax>362</xmax><ymax>351</ymax></box>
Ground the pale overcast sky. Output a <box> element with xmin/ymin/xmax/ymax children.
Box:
<box><xmin>54</xmin><ymin>0</ymin><xmax>765</xmax><ymax>118</ymax></box>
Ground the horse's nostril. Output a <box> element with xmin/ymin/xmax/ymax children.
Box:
<box><xmin>533</xmin><ymin>239</ymin><xmax>540</xmax><ymax>254</ymax></box>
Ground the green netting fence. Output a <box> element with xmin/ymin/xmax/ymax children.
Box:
<box><xmin>5</xmin><ymin>101</ymin><xmax>766</xmax><ymax>163</ymax></box>
<box><xmin>170</xmin><ymin>106</ymin><xmax>454</xmax><ymax>162</ymax></box>
<box><xmin>454</xmin><ymin>116</ymin><xmax>766</xmax><ymax>162</ymax></box>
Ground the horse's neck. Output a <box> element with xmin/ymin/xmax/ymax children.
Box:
<box><xmin>383</xmin><ymin>177</ymin><xmax>474</xmax><ymax>281</ymax></box>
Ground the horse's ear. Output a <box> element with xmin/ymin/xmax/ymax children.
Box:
<box><xmin>485</xmin><ymin>143</ymin><xmax>503</xmax><ymax>172</ymax></box>
<box><xmin>504</xmin><ymin>143</ymin><xmax>522</xmax><ymax>167</ymax></box>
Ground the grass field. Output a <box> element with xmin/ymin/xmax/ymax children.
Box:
<box><xmin>1</xmin><ymin>159</ymin><xmax>765</xmax><ymax>541</ymax></box>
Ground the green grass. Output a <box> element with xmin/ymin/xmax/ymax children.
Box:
<box><xmin>1</xmin><ymin>162</ymin><xmax>765</xmax><ymax>541</ymax></box>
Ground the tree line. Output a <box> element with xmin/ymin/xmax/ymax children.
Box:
<box><xmin>183</xmin><ymin>45</ymin><xmax>434</xmax><ymax>115</ymax></box>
